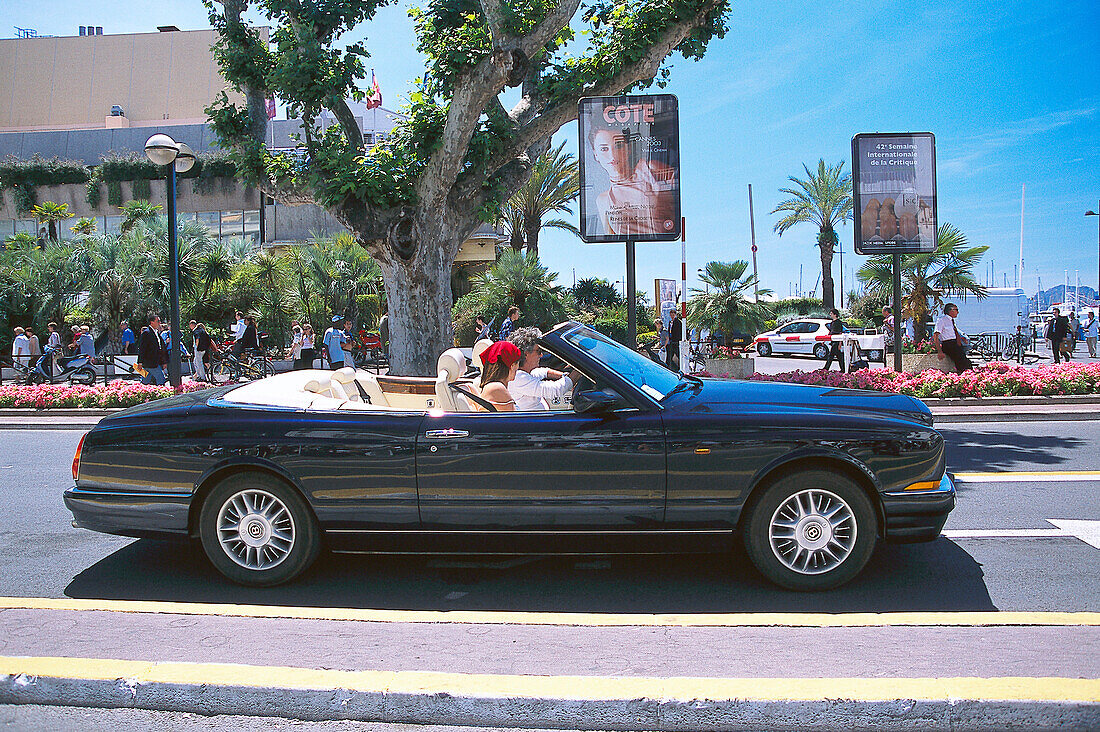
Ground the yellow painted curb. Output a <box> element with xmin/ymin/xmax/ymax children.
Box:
<box><xmin>1</xmin><ymin>655</ymin><xmax>1097</xmax><ymax>703</ymax></box>
<box><xmin>2</xmin><ymin>597</ymin><xmax>1098</xmax><ymax>628</ymax></box>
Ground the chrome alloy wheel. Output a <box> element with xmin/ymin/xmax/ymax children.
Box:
<box><xmin>216</xmin><ymin>489</ymin><xmax>296</xmax><ymax>570</ymax></box>
<box><xmin>768</xmin><ymin>488</ymin><xmax>856</xmax><ymax>575</ymax></box>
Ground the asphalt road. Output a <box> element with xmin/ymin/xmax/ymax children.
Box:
<box><xmin>0</xmin><ymin>424</ymin><xmax>1097</xmax><ymax>612</ymax></box>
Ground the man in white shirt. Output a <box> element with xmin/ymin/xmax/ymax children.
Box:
<box><xmin>507</xmin><ymin>327</ymin><xmax>575</xmax><ymax>410</ymax></box>
<box><xmin>933</xmin><ymin>302</ymin><xmax>972</xmax><ymax>372</ymax></box>
<box><xmin>1083</xmin><ymin>310</ymin><xmax>1098</xmax><ymax>358</ymax></box>
<box><xmin>11</xmin><ymin>327</ymin><xmax>30</xmax><ymax>368</ymax></box>
<box><xmin>232</xmin><ymin>311</ymin><xmax>246</xmax><ymax>341</ymax></box>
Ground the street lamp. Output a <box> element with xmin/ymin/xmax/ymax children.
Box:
<box><xmin>144</xmin><ymin>134</ymin><xmax>196</xmax><ymax>387</ymax></box>
<box><xmin>1088</xmin><ymin>203</ymin><xmax>1099</xmax><ymax>309</ymax></box>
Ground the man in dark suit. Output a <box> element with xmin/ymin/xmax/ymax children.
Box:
<box><xmin>138</xmin><ymin>314</ymin><xmax>168</xmax><ymax>385</ymax></box>
<box><xmin>667</xmin><ymin>311</ymin><xmax>683</xmax><ymax>370</ymax></box>
<box><xmin>1048</xmin><ymin>307</ymin><xmax>1070</xmax><ymax>364</ymax></box>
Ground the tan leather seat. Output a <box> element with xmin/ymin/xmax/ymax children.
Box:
<box><xmin>471</xmin><ymin>339</ymin><xmax>493</xmax><ymax>370</ymax></box>
<box><xmin>435</xmin><ymin>348</ymin><xmax>472</xmax><ymax>411</ymax></box>
<box><xmin>330</xmin><ymin>367</ymin><xmax>359</xmax><ymax>401</ymax></box>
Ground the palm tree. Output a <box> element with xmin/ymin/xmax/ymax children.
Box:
<box><xmin>499</xmin><ymin>141</ymin><xmax>580</xmax><ymax>259</ymax></box>
<box><xmin>771</xmin><ymin>159</ymin><xmax>853</xmax><ymax>311</ymax></box>
<box><xmin>572</xmin><ymin>277</ymin><xmax>622</xmax><ymax>311</ymax></box>
<box><xmin>292</xmin><ymin>233</ymin><xmax>383</xmax><ymax>330</ymax></box>
<box><xmin>856</xmin><ymin>223</ymin><xmax>988</xmax><ymax>337</ymax></box>
<box><xmin>688</xmin><ymin>260</ymin><xmax>773</xmax><ymax>338</ymax></box>
<box><xmin>32</xmin><ymin>201</ymin><xmax>74</xmax><ymax>241</ymax></box>
<box><xmin>119</xmin><ymin>200</ymin><xmax>163</xmax><ymax>233</ymax></box>
<box><xmin>472</xmin><ymin>249</ymin><xmax>559</xmax><ymax>309</ymax></box>
<box><xmin>70</xmin><ymin>218</ymin><xmax>97</xmax><ymax>236</ymax></box>
<box><xmin>82</xmin><ymin>234</ymin><xmax>152</xmax><ymax>352</ymax></box>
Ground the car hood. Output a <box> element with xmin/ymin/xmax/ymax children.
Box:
<box><xmin>682</xmin><ymin>378</ymin><xmax>932</xmax><ymax>424</ymax></box>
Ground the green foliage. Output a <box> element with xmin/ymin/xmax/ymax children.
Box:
<box><xmin>106</xmin><ymin>181</ymin><xmax>123</xmax><ymax>207</ymax></box>
<box><xmin>32</xmin><ymin>201</ymin><xmax>75</xmax><ymax>239</ymax></box>
<box><xmin>688</xmin><ymin>260</ymin><xmax>773</xmax><ymax>336</ymax></box>
<box><xmin>132</xmin><ymin>177</ymin><xmax>152</xmax><ymax>200</ymax></box>
<box><xmin>452</xmin><ymin>250</ymin><xmax>573</xmax><ymax>345</ymax></box>
<box><xmin>857</xmin><ymin>223</ymin><xmax>988</xmax><ymax>328</ymax></box>
<box><xmin>71</xmin><ymin>218</ymin><xmax>97</xmax><ymax>235</ymax></box>
<box><xmin>0</xmin><ymin>156</ymin><xmax>89</xmax><ymax>214</ymax></box>
<box><xmin>119</xmin><ymin>200</ymin><xmax>163</xmax><ymax>233</ymax></box>
<box><xmin>499</xmin><ymin>141</ymin><xmax>580</xmax><ymax>257</ymax></box>
<box><xmin>572</xmin><ymin>277</ymin><xmax>622</xmax><ymax>311</ymax></box>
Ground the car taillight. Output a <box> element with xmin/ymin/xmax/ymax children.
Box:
<box><xmin>72</xmin><ymin>432</ymin><xmax>87</xmax><ymax>481</ymax></box>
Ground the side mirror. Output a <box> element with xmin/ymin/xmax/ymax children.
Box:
<box><xmin>573</xmin><ymin>389</ymin><xmax>619</xmax><ymax>414</ymax></box>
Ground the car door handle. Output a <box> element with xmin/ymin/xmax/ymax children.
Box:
<box><xmin>425</xmin><ymin>429</ymin><xmax>470</xmax><ymax>439</ymax></box>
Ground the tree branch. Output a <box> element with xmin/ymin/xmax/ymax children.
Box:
<box><xmin>326</xmin><ymin>95</ymin><xmax>365</xmax><ymax>152</ymax></box>
<box><xmin>517</xmin><ymin>0</ymin><xmax>582</xmax><ymax>58</ymax></box>
<box><xmin>479</xmin><ymin>0</ymin><xmax>508</xmax><ymax>46</ymax></box>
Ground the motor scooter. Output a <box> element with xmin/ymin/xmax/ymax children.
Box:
<box><xmin>31</xmin><ymin>345</ymin><xmax>97</xmax><ymax>385</ymax></box>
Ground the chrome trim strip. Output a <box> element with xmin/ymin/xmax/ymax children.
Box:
<box><xmin>425</xmin><ymin>429</ymin><xmax>470</xmax><ymax>439</ymax></box>
<box><xmin>324</xmin><ymin>528</ymin><xmax>733</xmax><ymax>535</ymax></box>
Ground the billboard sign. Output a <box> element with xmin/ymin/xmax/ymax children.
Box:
<box><xmin>578</xmin><ymin>94</ymin><xmax>681</xmax><ymax>243</ymax></box>
<box><xmin>655</xmin><ymin>278</ymin><xmax>678</xmax><ymax>328</ymax></box>
<box><xmin>851</xmin><ymin>132</ymin><xmax>937</xmax><ymax>255</ymax></box>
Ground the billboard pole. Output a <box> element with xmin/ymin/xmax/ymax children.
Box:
<box><xmin>626</xmin><ymin>240</ymin><xmax>636</xmax><ymax>347</ymax></box>
<box><xmin>893</xmin><ymin>252</ymin><xmax>903</xmax><ymax>372</ymax></box>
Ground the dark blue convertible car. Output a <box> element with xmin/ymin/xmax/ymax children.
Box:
<box><xmin>66</xmin><ymin>322</ymin><xmax>954</xmax><ymax>591</ymax></box>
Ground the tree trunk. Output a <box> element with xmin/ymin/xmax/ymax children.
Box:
<box><xmin>510</xmin><ymin>227</ymin><xmax>524</xmax><ymax>253</ymax></box>
<box><xmin>818</xmin><ymin>229</ymin><xmax>835</xmax><ymax>311</ymax></box>
<box><xmin>525</xmin><ymin>217</ymin><xmax>540</xmax><ymax>260</ymax></box>
<box><xmin>378</xmin><ymin>246</ymin><xmax>455</xmax><ymax>376</ymax></box>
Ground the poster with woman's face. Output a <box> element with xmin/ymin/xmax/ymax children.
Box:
<box><xmin>578</xmin><ymin>95</ymin><xmax>681</xmax><ymax>243</ymax></box>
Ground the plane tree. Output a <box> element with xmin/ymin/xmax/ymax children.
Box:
<box><xmin>204</xmin><ymin>0</ymin><xmax>729</xmax><ymax>374</ymax></box>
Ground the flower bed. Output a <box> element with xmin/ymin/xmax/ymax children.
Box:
<box><xmin>0</xmin><ymin>380</ymin><xmax>213</xmax><ymax>409</ymax></box>
<box><xmin>747</xmin><ymin>362</ymin><xmax>1100</xmax><ymax>399</ymax></box>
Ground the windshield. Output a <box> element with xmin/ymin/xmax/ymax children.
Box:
<box><xmin>562</xmin><ymin>327</ymin><xmax>682</xmax><ymax>401</ymax></box>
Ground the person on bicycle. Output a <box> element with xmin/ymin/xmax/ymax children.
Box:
<box><xmin>233</xmin><ymin>316</ymin><xmax>259</xmax><ymax>357</ymax></box>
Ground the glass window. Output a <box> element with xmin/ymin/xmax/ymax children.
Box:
<box><xmin>15</xmin><ymin>219</ymin><xmax>37</xmax><ymax>235</ymax></box>
<box><xmin>104</xmin><ymin>216</ymin><xmax>123</xmax><ymax>235</ymax></box>
<box><xmin>562</xmin><ymin>326</ymin><xmax>681</xmax><ymax>402</ymax></box>
<box><xmin>221</xmin><ymin>210</ymin><xmax>244</xmax><ymax>236</ymax></box>
<box><xmin>243</xmin><ymin>210</ymin><xmax>259</xmax><ymax>238</ymax></box>
<box><xmin>777</xmin><ymin>323</ymin><xmax>798</xmax><ymax>334</ymax></box>
<box><xmin>197</xmin><ymin>212</ymin><xmax>220</xmax><ymax>236</ymax></box>
<box><xmin>0</xmin><ymin>219</ymin><xmax>15</xmax><ymax>239</ymax></box>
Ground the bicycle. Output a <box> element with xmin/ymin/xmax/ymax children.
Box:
<box><xmin>999</xmin><ymin>332</ymin><xmax>1045</xmax><ymax>364</ymax></box>
<box><xmin>211</xmin><ymin>348</ymin><xmax>275</xmax><ymax>384</ymax></box>
<box><xmin>964</xmin><ymin>332</ymin><xmax>1001</xmax><ymax>362</ymax></box>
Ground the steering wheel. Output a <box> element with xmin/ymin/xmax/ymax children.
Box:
<box><xmin>570</xmin><ymin>371</ymin><xmax>596</xmax><ymax>404</ymax></box>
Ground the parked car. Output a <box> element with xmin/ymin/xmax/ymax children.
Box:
<box><xmin>66</xmin><ymin>322</ymin><xmax>953</xmax><ymax>591</ymax></box>
<box><xmin>754</xmin><ymin>319</ymin><xmax>885</xmax><ymax>361</ymax></box>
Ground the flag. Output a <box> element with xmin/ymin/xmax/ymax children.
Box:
<box><xmin>366</xmin><ymin>71</ymin><xmax>382</xmax><ymax>110</ymax></box>
<box><xmin>265</xmin><ymin>96</ymin><xmax>277</xmax><ymax>119</ymax></box>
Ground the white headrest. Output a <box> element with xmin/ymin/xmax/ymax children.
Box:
<box><xmin>303</xmin><ymin>379</ymin><xmax>326</xmax><ymax>394</ymax></box>
<box><xmin>332</xmin><ymin>367</ymin><xmax>358</xmax><ymax>385</ymax></box>
<box><xmin>437</xmin><ymin>348</ymin><xmax>466</xmax><ymax>384</ymax></box>
<box><xmin>471</xmin><ymin>339</ymin><xmax>493</xmax><ymax>369</ymax></box>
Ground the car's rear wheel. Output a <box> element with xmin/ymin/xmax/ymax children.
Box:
<box><xmin>198</xmin><ymin>473</ymin><xmax>319</xmax><ymax>586</ymax></box>
<box><xmin>743</xmin><ymin>469</ymin><xmax>877</xmax><ymax>591</ymax></box>
<box><xmin>756</xmin><ymin>342</ymin><xmax>772</xmax><ymax>357</ymax></box>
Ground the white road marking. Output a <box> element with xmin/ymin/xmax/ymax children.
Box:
<box><xmin>944</xmin><ymin>519</ymin><xmax>1100</xmax><ymax>549</ymax></box>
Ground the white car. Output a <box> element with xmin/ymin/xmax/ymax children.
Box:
<box><xmin>754</xmin><ymin>319</ymin><xmax>885</xmax><ymax>361</ymax></box>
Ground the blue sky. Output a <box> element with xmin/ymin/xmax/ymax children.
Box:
<box><xmin>8</xmin><ymin>0</ymin><xmax>1099</xmax><ymax>303</ymax></box>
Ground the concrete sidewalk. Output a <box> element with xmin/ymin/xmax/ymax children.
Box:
<box><xmin>1</xmin><ymin>599</ymin><xmax>1097</xmax><ymax>730</ymax></box>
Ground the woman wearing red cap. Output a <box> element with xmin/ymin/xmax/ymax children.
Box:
<box><xmin>477</xmin><ymin>341</ymin><xmax>521</xmax><ymax>411</ymax></box>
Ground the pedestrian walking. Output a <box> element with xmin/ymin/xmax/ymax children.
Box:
<box><xmin>821</xmin><ymin>308</ymin><xmax>846</xmax><ymax>372</ymax></box>
<box><xmin>46</xmin><ymin>323</ymin><xmax>61</xmax><ymax>376</ymax></box>
<box><xmin>666</xmin><ymin>311</ymin><xmax>683</xmax><ymax>370</ymax></box>
<box><xmin>1083</xmin><ymin>311</ymin><xmax>1098</xmax><ymax>359</ymax></box>
<box><xmin>189</xmin><ymin>320</ymin><xmax>211</xmax><ymax>382</ymax></box>
<box><xmin>933</xmin><ymin>303</ymin><xmax>973</xmax><ymax>372</ymax></box>
<box><xmin>1068</xmin><ymin>310</ymin><xmax>1080</xmax><ymax>354</ymax></box>
<box><xmin>881</xmin><ymin>306</ymin><xmax>895</xmax><ymax>354</ymax></box>
<box><xmin>657</xmin><ymin>319</ymin><xmax>669</xmax><ymax>361</ymax></box>
<box><xmin>1047</xmin><ymin>308</ymin><xmax>1070</xmax><ymax>363</ymax></box>
<box><xmin>138</xmin><ymin>314</ymin><xmax>168</xmax><ymax>385</ymax></box>
<box><xmin>475</xmin><ymin>315</ymin><xmax>491</xmax><ymax>342</ymax></box>
<box><xmin>499</xmin><ymin>306</ymin><xmax>520</xmax><ymax>341</ymax></box>
<box><xmin>120</xmin><ymin>321</ymin><xmax>135</xmax><ymax>355</ymax></box>
<box><xmin>298</xmin><ymin>323</ymin><xmax>316</xmax><ymax>369</ymax></box>
<box><xmin>25</xmin><ymin>327</ymin><xmax>41</xmax><ymax>359</ymax></box>
<box><xmin>323</xmin><ymin>315</ymin><xmax>350</xmax><ymax>370</ymax></box>
<box><xmin>11</xmin><ymin>327</ymin><xmax>30</xmax><ymax>371</ymax></box>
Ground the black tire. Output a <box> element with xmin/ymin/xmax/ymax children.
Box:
<box><xmin>71</xmin><ymin>366</ymin><xmax>97</xmax><ymax>385</ymax></box>
<box><xmin>199</xmin><ymin>473</ymin><xmax>320</xmax><ymax>587</ymax></box>
<box><xmin>211</xmin><ymin>359</ymin><xmax>236</xmax><ymax>384</ymax></box>
<box><xmin>756</xmin><ymin>342</ymin><xmax>772</xmax><ymax>357</ymax></box>
<box><xmin>813</xmin><ymin>343</ymin><xmax>829</xmax><ymax>360</ymax></box>
<box><xmin>743</xmin><ymin>469</ymin><xmax>878</xmax><ymax>591</ymax></box>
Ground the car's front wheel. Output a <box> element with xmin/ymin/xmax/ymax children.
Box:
<box><xmin>813</xmin><ymin>343</ymin><xmax>830</xmax><ymax>360</ymax></box>
<box><xmin>198</xmin><ymin>473</ymin><xmax>320</xmax><ymax>586</ymax></box>
<box><xmin>743</xmin><ymin>470</ymin><xmax>877</xmax><ymax>591</ymax></box>
<box><xmin>756</xmin><ymin>342</ymin><xmax>772</xmax><ymax>357</ymax></box>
